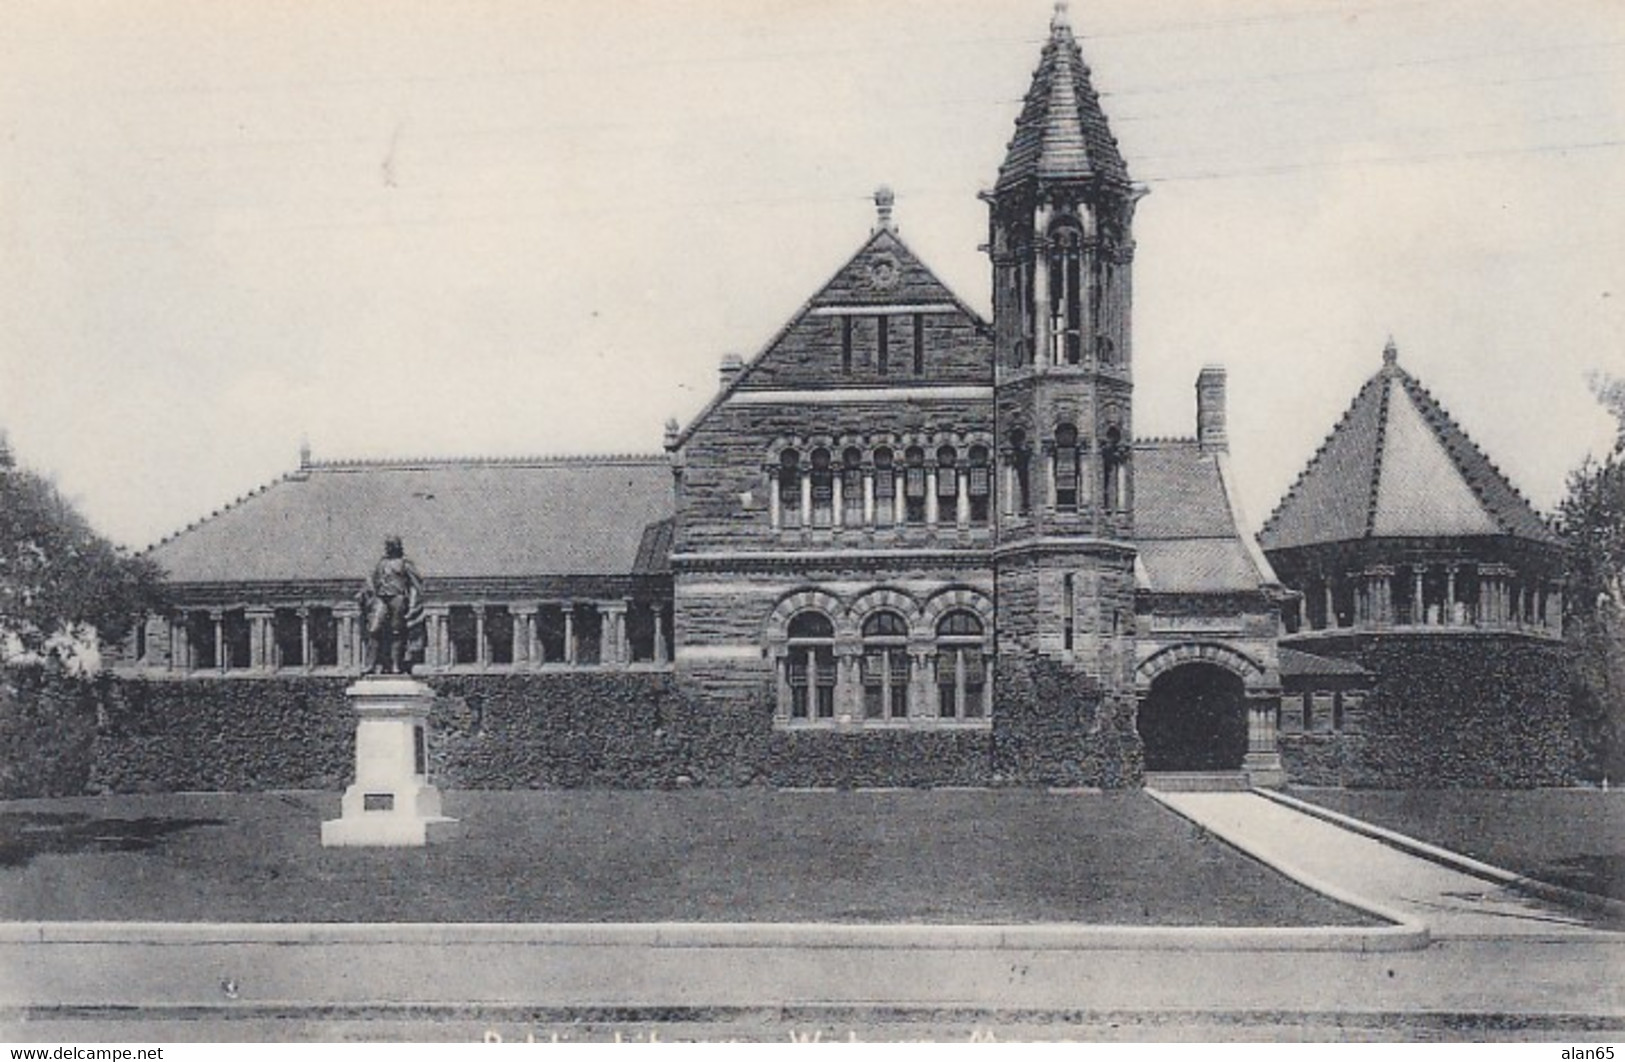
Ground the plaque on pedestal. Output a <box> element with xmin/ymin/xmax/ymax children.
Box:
<box><xmin>321</xmin><ymin>677</ymin><xmax>456</xmax><ymax>847</ymax></box>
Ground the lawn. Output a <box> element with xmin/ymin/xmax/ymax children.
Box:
<box><xmin>0</xmin><ymin>789</ymin><xmax>1378</xmax><ymax>926</ymax></box>
<box><xmin>1290</xmin><ymin>788</ymin><xmax>1625</xmax><ymax>902</ymax></box>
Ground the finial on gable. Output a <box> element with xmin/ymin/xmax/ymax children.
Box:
<box><xmin>873</xmin><ymin>185</ymin><xmax>896</xmax><ymax>233</ymax></box>
<box><xmin>1051</xmin><ymin>1</ymin><xmax>1071</xmax><ymax>35</ymax></box>
<box><xmin>1383</xmin><ymin>336</ymin><xmax>1399</xmax><ymax>368</ymax></box>
<box><xmin>299</xmin><ymin>435</ymin><xmax>312</xmax><ymax>468</ymax></box>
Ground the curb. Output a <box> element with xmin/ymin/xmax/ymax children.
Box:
<box><xmin>1144</xmin><ymin>788</ymin><xmax>1431</xmax><ymax>952</ymax></box>
<box><xmin>1256</xmin><ymin>788</ymin><xmax>1625</xmax><ymax>925</ymax></box>
<box><xmin>0</xmin><ymin>918</ymin><xmax>1414</xmax><ymax>953</ymax></box>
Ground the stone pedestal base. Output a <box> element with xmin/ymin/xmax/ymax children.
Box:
<box><xmin>1243</xmin><ymin>751</ymin><xmax>1286</xmax><ymax>789</ymax></box>
<box><xmin>321</xmin><ymin>677</ymin><xmax>456</xmax><ymax>848</ymax></box>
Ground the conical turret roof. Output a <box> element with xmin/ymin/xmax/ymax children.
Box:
<box><xmin>1260</xmin><ymin>341</ymin><xmax>1559</xmax><ymax>551</ymax></box>
<box><xmin>996</xmin><ymin>2</ymin><xmax>1130</xmax><ymax>191</ymax></box>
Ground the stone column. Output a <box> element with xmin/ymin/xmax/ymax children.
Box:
<box><xmin>335</xmin><ymin>603</ymin><xmax>361</xmax><ymax>670</ymax></box>
<box><xmin>563</xmin><ymin>605</ymin><xmax>577</xmax><ymax>665</ymax></box>
<box><xmin>799</xmin><ymin>473</ymin><xmax>812</xmax><ymax>529</ymax></box>
<box><xmin>767</xmin><ymin>468</ymin><xmax>781</xmax><ymax>531</ymax></box>
<box><xmin>1550</xmin><ymin>586</ymin><xmax>1564</xmax><ymax>638</ymax></box>
<box><xmin>1323</xmin><ymin>582</ymin><xmax>1335</xmax><ymax>631</ymax></box>
<box><xmin>1243</xmin><ymin>695</ymin><xmax>1285</xmax><ymax>787</ymax></box>
<box><xmin>211</xmin><ymin>610</ymin><xmax>226</xmax><ymax>671</ymax></box>
<box><xmin>299</xmin><ymin>608</ymin><xmax>313</xmax><ymax>672</ymax></box>
<box><xmin>1045</xmin><ymin>450</ymin><xmax>1057</xmax><ymax>512</ymax></box>
<box><xmin>524</xmin><ymin>609</ymin><xmax>540</xmax><ymax>667</ymax></box>
<box><xmin>831</xmin><ymin>473</ymin><xmax>844</xmax><ymax>529</ymax></box>
<box><xmin>863</xmin><ymin>469</ymin><xmax>875</xmax><ymax>526</ymax></box>
<box><xmin>1001</xmin><ymin>460</ymin><xmax>1016</xmax><ymax>518</ymax></box>
<box><xmin>925</xmin><ymin>468</ymin><xmax>939</xmax><ymax>526</ymax></box>
<box><xmin>653</xmin><ymin>608</ymin><xmax>668</xmax><ymax>665</ymax></box>
<box><xmin>247</xmin><ymin>607</ymin><xmax>273</xmax><ymax>671</ymax></box>
<box><xmin>957</xmin><ymin>468</ymin><xmax>971</xmax><ymax>528</ymax></box>
<box><xmin>1031</xmin><ymin>236</ymin><xmax>1052</xmax><ymax>368</ymax></box>
<box><xmin>1446</xmin><ymin>565</ymin><xmax>1459</xmax><ymax>626</ymax></box>
<box><xmin>1412</xmin><ymin>567</ymin><xmax>1424</xmax><ymax>626</ymax></box>
<box><xmin>600</xmin><ymin>603</ymin><xmax>627</xmax><ymax>666</ymax></box>
<box><xmin>511</xmin><ymin>608</ymin><xmax>529</xmax><ymax>667</ymax></box>
<box><xmin>474</xmin><ymin>607</ymin><xmax>487</xmax><ymax>668</ymax></box>
<box><xmin>172</xmin><ymin>615</ymin><xmax>189</xmax><ymax>672</ymax></box>
<box><xmin>419</xmin><ymin>605</ymin><xmax>448</xmax><ymax>670</ymax></box>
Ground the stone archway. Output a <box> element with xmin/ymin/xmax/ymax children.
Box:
<box><xmin>1137</xmin><ymin>662</ymin><xmax>1249</xmax><ymax>772</ymax></box>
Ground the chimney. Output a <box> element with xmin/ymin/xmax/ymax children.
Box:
<box><xmin>873</xmin><ymin>185</ymin><xmax>896</xmax><ymax>234</ymax></box>
<box><xmin>1196</xmin><ymin>365</ymin><xmax>1228</xmax><ymax>454</ymax></box>
<box><xmin>719</xmin><ymin>353</ymin><xmax>746</xmax><ymax>390</ymax></box>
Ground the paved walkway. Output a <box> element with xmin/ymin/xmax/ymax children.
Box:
<box><xmin>1149</xmin><ymin>790</ymin><xmax>1598</xmax><ymax>939</ymax></box>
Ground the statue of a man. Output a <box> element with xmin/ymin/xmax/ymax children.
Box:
<box><xmin>360</xmin><ymin>534</ymin><xmax>425</xmax><ymax>675</ymax></box>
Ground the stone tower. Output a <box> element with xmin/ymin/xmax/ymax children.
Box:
<box><xmin>989</xmin><ymin>3</ymin><xmax>1143</xmax><ymax>688</ymax></box>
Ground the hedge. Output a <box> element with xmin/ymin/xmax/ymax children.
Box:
<box><xmin>1281</xmin><ymin>633</ymin><xmax>1574</xmax><ymax>788</ymax></box>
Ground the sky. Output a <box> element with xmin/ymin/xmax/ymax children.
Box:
<box><xmin>1</xmin><ymin>0</ymin><xmax>1621</xmax><ymax>551</ymax></box>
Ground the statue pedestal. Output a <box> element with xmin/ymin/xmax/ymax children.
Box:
<box><xmin>321</xmin><ymin>677</ymin><xmax>456</xmax><ymax>847</ymax></box>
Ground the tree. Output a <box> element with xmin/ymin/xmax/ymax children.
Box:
<box><xmin>1559</xmin><ymin>374</ymin><xmax>1625</xmax><ymax>781</ymax></box>
<box><xmin>0</xmin><ymin>438</ymin><xmax>166</xmax><ymax>670</ymax></box>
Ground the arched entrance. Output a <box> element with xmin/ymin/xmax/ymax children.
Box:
<box><xmin>1137</xmin><ymin>663</ymin><xmax>1248</xmax><ymax>772</ymax></box>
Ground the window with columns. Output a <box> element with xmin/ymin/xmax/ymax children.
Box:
<box><xmin>785</xmin><ymin>611</ymin><xmax>837</xmax><ymax>721</ymax></box>
<box><xmin>448</xmin><ymin>607</ymin><xmax>478</xmax><ymax>665</ymax></box>
<box><xmin>1009</xmin><ymin>429</ymin><xmax>1032</xmax><ymax>516</ymax></box>
<box><xmin>1016</xmin><ymin>258</ymin><xmax>1035</xmax><ymax>366</ymax></box>
<box><xmin>809</xmin><ymin>448</ymin><xmax>834</xmax><ymax>528</ymax></box>
<box><xmin>861</xmin><ymin>611</ymin><xmax>911</xmax><ymax>720</ymax></box>
<box><xmin>936</xmin><ymin>446</ymin><xmax>959</xmax><ymax>524</ymax></box>
<box><xmin>1101</xmin><ymin>426</ymin><xmax>1128</xmax><ymax>512</ymax></box>
<box><xmin>778</xmin><ymin>450</ymin><xmax>801</xmax><ymax>530</ymax></box>
<box><xmin>935</xmin><ymin>610</ymin><xmax>987</xmax><ymax>719</ymax></box>
<box><xmin>873</xmin><ymin>446</ymin><xmax>896</xmax><ymax>526</ymax></box>
<box><xmin>273</xmin><ymin>609</ymin><xmax>304</xmax><ymax>668</ymax></box>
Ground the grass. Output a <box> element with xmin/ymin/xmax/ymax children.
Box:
<box><xmin>0</xmin><ymin>789</ymin><xmax>1380</xmax><ymax>926</ymax></box>
<box><xmin>1290</xmin><ymin>788</ymin><xmax>1625</xmax><ymax>902</ymax></box>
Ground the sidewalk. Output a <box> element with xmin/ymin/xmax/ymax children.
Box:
<box><xmin>1148</xmin><ymin>790</ymin><xmax>1601</xmax><ymax>939</ymax></box>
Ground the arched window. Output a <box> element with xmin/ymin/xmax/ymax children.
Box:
<box><xmin>1009</xmin><ymin>429</ymin><xmax>1032</xmax><ymax>516</ymax></box>
<box><xmin>809</xmin><ymin>448</ymin><xmax>833</xmax><ymax>528</ymax></box>
<box><xmin>1015</xmin><ymin>258</ymin><xmax>1035</xmax><ymax>366</ymax></box>
<box><xmin>1054</xmin><ymin>423</ymin><xmax>1080</xmax><ymax>512</ymax></box>
<box><xmin>779</xmin><ymin>449</ymin><xmax>801</xmax><ymax>529</ymax></box>
<box><xmin>842</xmin><ymin>447</ymin><xmax>865</xmax><ymax>525</ymax></box>
<box><xmin>1049</xmin><ymin>223</ymin><xmax>1084</xmax><ymax>365</ymax></box>
<box><xmin>904</xmin><ymin>446</ymin><xmax>927</xmax><ymax>525</ymax></box>
<box><xmin>861</xmin><ymin>611</ymin><xmax>911</xmax><ymax>720</ymax></box>
<box><xmin>935</xmin><ymin>610</ymin><xmax>987</xmax><ymax>719</ymax></box>
<box><xmin>936</xmin><ymin>445</ymin><xmax>959</xmax><ymax>524</ymax></box>
<box><xmin>873</xmin><ymin>447</ymin><xmax>896</xmax><ymax>526</ymax></box>
<box><xmin>786</xmin><ymin>611</ymin><xmax>837</xmax><ymax>721</ymax></box>
<box><xmin>968</xmin><ymin>444</ymin><xmax>991</xmax><ymax>525</ymax></box>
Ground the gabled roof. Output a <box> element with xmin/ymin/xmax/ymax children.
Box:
<box><xmin>996</xmin><ymin>3</ymin><xmax>1130</xmax><ymax>191</ymax></box>
<box><xmin>1278</xmin><ymin>647</ymin><xmax>1372</xmax><ymax>680</ymax></box>
<box><xmin>670</xmin><ymin>222</ymin><xmax>989</xmax><ymax>449</ymax></box>
<box><xmin>1134</xmin><ymin>439</ymin><xmax>1278</xmax><ymax>594</ymax></box>
<box><xmin>1260</xmin><ymin>343</ymin><xmax>1560</xmax><ymax>552</ymax></box>
<box><xmin>145</xmin><ymin>455</ymin><xmax>675</xmax><ymax>584</ymax></box>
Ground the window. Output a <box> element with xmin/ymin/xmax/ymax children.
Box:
<box><xmin>861</xmin><ymin>611</ymin><xmax>911</xmax><ymax>720</ymax></box>
<box><xmin>810</xmin><ymin>448</ymin><xmax>834</xmax><ymax>528</ymax></box>
<box><xmin>876</xmin><ymin>315</ymin><xmax>890</xmax><ymax>374</ymax></box>
<box><xmin>968</xmin><ymin>445</ymin><xmax>991</xmax><ymax>524</ymax></box>
<box><xmin>537</xmin><ymin>605</ymin><xmax>567</xmax><ymax>663</ymax></box>
<box><xmin>572</xmin><ymin>604</ymin><xmax>602</xmax><ymax>665</ymax></box>
<box><xmin>1016</xmin><ymin>259</ymin><xmax>1034</xmax><ymax>365</ymax></box>
<box><xmin>1054</xmin><ymin>423</ymin><xmax>1079</xmax><ymax>511</ymax></box>
<box><xmin>309</xmin><ymin>606</ymin><xmax>338</xmax><ymax>667</ymax></box>
<box><xmin>935</xmin><ymin>611</ymin><xmax>986</xmax><ymax>719</ymax></box>
<box><xmin>485</xmin><ymin>606</ymin><xmax>514</xmax><ymax>666</ymax></box>
<box><xmin>1063</xmin><ymin>573</ymin><xmax>1075</xmax><ymax>652</ymax></box>
<box><xmin>627</xmin><ymin>602</ymin><xmax>657</xmax><ymax>663</ymax></box>
<box><xmin>779</xmin><ymin>449</ymin><xmax>801</xmax><ymax>529</ymax></box>
<box><xmin>912</xmin><ymin>313</ymin><xmax>925</xmax><ymax>375</ymax></box>
<box><xmin>273</xmin><ymin>609</ymin><xmax>304</xmax><ymax>668</ymax></box>
<box><xmin>936</xmin><ymin>446</ymin><xmax>959</xmax><ymax>522</ymax></box>
<box><xmin>186</xmin><ymin>612</ymin><xmax>215</xmax><ymax>670</ymax></box>
<box><xmin>842</xmin><ymin>448</ymin><xmax>865</xmax><ymax>525</ymax></box>
<box><xmin>904</xmin><ymin>446</ymin><xmax>927</xmax><ymax>525</ymax></box>
<box><xmin>449</xmin><ymin>606</ymin><xmax>479</xmax><ymax>666</ymax></box>
<box><xmin>873</xmin><ymin>447</ymin><xmax>896</xmax><ymax>526</ymax></box>
<box><xmin>841</xmin><ymin>316</ymin><xmax>853</xmax><ymax>375</ymax></box>
<box><xmin>786</xmin><ymin>611</ymin><xmax>837</xmax><ymax>721</ymax></box>
<box><xmin>1010</xmin><ymin>430</ymin><xmax>1031</xmax><ymax>516</ymax></box>
<box><xmin>221</xmin><ymin>609</ymin><xmax>251</xmax><ymax>670</ymax></box>
<box><xmin>1050</xmin><ymin>223</ymin><xmax>1084</xmax><ymax>365</ymax></box>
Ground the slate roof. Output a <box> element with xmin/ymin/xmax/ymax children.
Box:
<box><xmin>1277</xmin><ymin>647</ymin><xmax>1372</xmax><ymax>680</ymax></box>
<box><xmin>996</xmin><ymin>4</ymin><xmax>1130</xmax><ymax>191</ymax></box>
<box><xmin>1133</xmin><ymin>440</ymin><xmax>1278</xmax><ymax>594</ymax></box>
<box><xmin>145</xmin><ymin>456</ymin><xmax>675</xmax><ymax>584</ymax></box>
<box><xmin>1259</xmin><ymin>343</ymin><xmax>1559</xmax><ymax>552</ymax></box>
